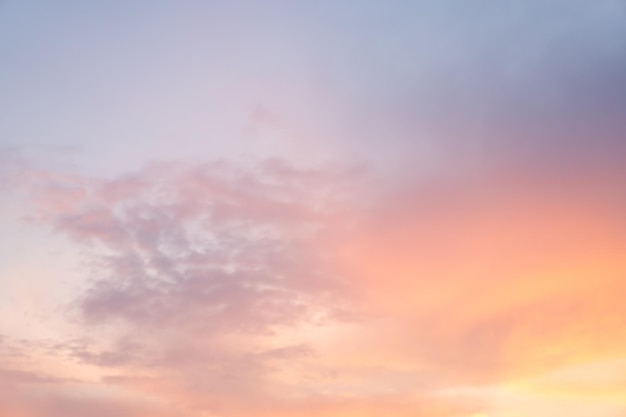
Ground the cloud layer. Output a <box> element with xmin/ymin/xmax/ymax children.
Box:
<box><xmin>2</xmin><ymin>1</ymin><xmax>626</xmax><ymax>416</ymax></box>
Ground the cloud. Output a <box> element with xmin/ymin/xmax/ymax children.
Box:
<box><xmin>0</xmin><ymin>364</ymin><xmax>182</xmax><ymax>417</ymax></box>
<box><xmin>12</xmin><ymin>150</ymin><xmax>626</xmax><ymax>416</ymax></box>
<box><xmin>3</xmin><ymin>2</ymin><xmax>626</xmax><ymax>416</ymax></box>
<box><xmin>0</xmin><ymin>388</ymin><xmax>181</xmax><ymax>417</ymax></box>
<box><xmin>332</xmin><ymin>0</ymin><xmax>626</xmax><ymax>180</ymax></box>
<box><xmin>22</xmin><ymin>159</ymin><xmax>373</xmax><ymax>415</ymax></box>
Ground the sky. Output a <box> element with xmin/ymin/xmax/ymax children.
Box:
<box><xmin>1</xmin><ymin>1</ymin><xmax>626</xmax><ymax>416</ymax></box>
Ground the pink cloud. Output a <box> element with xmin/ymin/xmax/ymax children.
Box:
<box><xmin>6</xmin><ymin>156</ymin><xmax>626</xmax><ymax>416</ymax></box>
<box><xmin>17</xmin><ymin>159</ymin><xmax>371</xmax><ymax>416</ymax></box>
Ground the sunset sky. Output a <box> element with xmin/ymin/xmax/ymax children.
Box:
<box><xmin>2</xmin><ymin>1</ymin><xmax>626</xmax><ymax>416</ymax></box>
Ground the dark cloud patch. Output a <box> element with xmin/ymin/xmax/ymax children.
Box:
<box><xmin>329</xmin><ymin>1</ymin><xmax>626</xmax><ymax>178</ymax></box>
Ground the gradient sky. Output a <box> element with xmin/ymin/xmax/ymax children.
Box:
<box><xmin>2</xmin><ymin>1</ymin><xmax>626</xmax><ymax>416</ymax></box>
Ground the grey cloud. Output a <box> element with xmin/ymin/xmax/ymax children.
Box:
<box><xmin>321</xmin><ymin>1</ymin><xmax>626</xmax><ymax>177</ymax></box>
